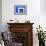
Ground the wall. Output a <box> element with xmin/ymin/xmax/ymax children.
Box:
<box><xmin>0</xmin><ymin>0</ymin><xmax>2</xmax><ymax>32</ymax></box>
<box><xmin>2</xmin><ymin>0</ymin><xmax>40</xmax><ymax>30</ymax></box>
<box><xmin>2</xmin><ymin>0</ymin><xmax>46</xmax><ymax>46</ymax></box>
<box><xmin>40</xmin><ymin>0</ymin><xmax>46</xmax><ymax>31</ymax></box>
<box><xmin>40</xmin><ymin>0</ymin><xmax>46</xmax><ymax>13</ymax></box>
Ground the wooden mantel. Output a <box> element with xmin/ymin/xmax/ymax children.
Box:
<box><xmin>7</xmin><ymin>22</ymin><xmax>34</xmax><ymax>46</ymax></box>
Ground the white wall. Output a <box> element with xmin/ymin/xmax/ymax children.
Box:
<box><xmin>2</xmin><ymin>0</ymin><xmax>40</xmax><ymax>30</ymax></box>
<box><xmin>40</xmin><ymin>0</ymin><xmax>46</xmax><ymax>31</ymax></box>
<box><xmin>40</xmin><ymin>0</ymin><xmax>46</xmax><ymax>13</ymax></box>
<box><xmin>0</xmin><ymin>0</ymin><xmax>2</xmax><ymax>32</ymax></box>
<box><xmin>2</xmin><ymin>0</ymin><xmax>46</xmax><ymax>46</ymax></box>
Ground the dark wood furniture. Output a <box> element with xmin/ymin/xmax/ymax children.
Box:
<box><xmin>7</xmin><ymin>23</ymin><xmax>34</xmax><ymax>46</ymax></box>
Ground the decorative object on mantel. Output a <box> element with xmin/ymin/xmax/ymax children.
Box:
<box><xmin>25</xmin><ymin>20</ymin><xmax>30</xmax><ymax>23</ymax></box>
<box><xmin>10</xmin><ymin>20</ymin><xmax>13</xmax><ymax>21</ymax></box>
<box><xmin>36</xmin><ymin>25</ymin><xmax>45</xmax><ymax>46</ymax></box>
<box><xmin>9</xmin><ymin>19</ymin><xmax>19</xmax><ymax>23</ymax></box>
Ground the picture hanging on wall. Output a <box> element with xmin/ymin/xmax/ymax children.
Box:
<box><xmin>14</xmin><ymin>5</ymin><xmax>27</xmax><ymax>15</ymax></box>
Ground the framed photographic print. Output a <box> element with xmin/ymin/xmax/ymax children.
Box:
<box><xmin>14</xmin><ymin>5</ymin><xmax>27</xmax><ymax>15</ymax></box>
